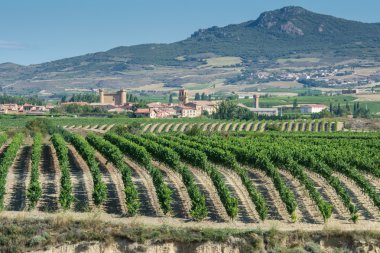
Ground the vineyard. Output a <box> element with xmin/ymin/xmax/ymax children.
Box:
<box><xmin>62</xmin><ymin>119</ymin><xmax>344</xmax><ymax>133</ymax></box>
<box><xmin>0</xmin><ymin>124</ymin><xmax>379</xmax><ymax>229</ymax></box>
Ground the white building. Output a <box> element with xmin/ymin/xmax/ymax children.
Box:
<box><xmin>300</xmin><ymin>104</ymin><xmax>328</xmax><ymax>114</ymax></box>
<box><xmin>237</xmin><ymin>103</ymin><xmax>278</xmax><ymax>116</ymax></box>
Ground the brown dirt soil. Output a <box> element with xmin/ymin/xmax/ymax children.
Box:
<box><xmin>217</xmin><ymin>166</ymin><xmax>259</xmax><ymax>223</ymax></box>
<box><xmin>247</xmin><ymin>168</ymin><xmax>289</xmax><ymax>221</ymax></box>
<box><xmin>38</xmin><ymin>145</ymin><xmax>59</xmax><ymax>212</ymax></box>
<box><xmin>149</xmin><ymin>123</ymin><xmax>159</xmax><ymax>133</ymax></box>
<box><xmin>187</xmin><ymin>165</ymin><xmax>230</xmax><ymax>222</ymax></box>
<box><xmin>96</xmin><ymin>154</ymin><xmax>125</xmax><ymax>215</ymax></box>
<box><xmin>215</xmin><ymin>123</ymin><xmax>224</xmax><ymax>132</ymax></box>
<box><xmin>4</xmin><ymin>145</ymin><xmax>31</xmax><ymax>211</ymax></box>
<box><xmin>152</xmin><ymin>161</ymin><xmax>192</xmax><ymax>219</ymax></box>
<box><xmin>95</xmin><ymin>152</ymin><xmax>127</xmax><ymax>215</ymax></box>
<box><xmin>123</xmin><ymin>157</ymin><xmax>164</xmax><ymax>217</ymax></box>
<box><xmin>142</xmin><ymin>124</ymin><xmax>151</xmax><ymax>132</ymax></box>
<box><xmin>279</xmin><ymin>169</ymin><xmax>323</xmax><ymax>224</ymax></box>
<box><xmin>304</xmin><ymin>170</ymin><xmax>350</xmax><ymax>220</ymax></box>
<box><xmin>156</xmin><ymin>123</ymin><xmax>167</xmax><ymax>133</ymax></box>
<box><xmin>67</xmin><ymin>145</ymin><xmax>94</xmax><ymax>212</ymax></box>
<box><xmin>333</xmin><ymin>172</ymin><xmax>380</xmax><ymax>221</ymax></box>
<box><xmin>164</xmin><ymin>123</ymin><xmax>174</xmax><ymax>132</ymax></box>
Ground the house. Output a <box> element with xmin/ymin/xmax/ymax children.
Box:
<box><xmin>185</xmin><ymin>101</ymin><xmax>218</xmax><ymax>115</ymax></box>
<box><xmin>22</xmin><ymin>103</ymin><xmax>34</xmax><ymax>111</ymax></box>
<box><xmin>155</xmin><ymin>108</ymin><xmax>176</xmax><ymax>118</ymax></box>
<box><xmin>237</xmin><ymin>103</ymin><xmax>278</xmax><ymax>116</ymax></box>
<box><xmin>61</xmin><ymin>102</ymin><xmax>90</xmax><ymax>106</ymax></box>
<box><xmin>107</xmin><ymin>108</ymin><xmax>132</xmax><ymax>114</ymax></box>
<box><xmin>89</xmin><ymin>103</ymin><xmax>116</xmax><ymax>110</ymax></box>
<box><xmin>0</xmin><ymin>104</ymin><xmax>19</xmax><ymax>114</ymax></box>
<box><xmin>342</xmin><ymin>89</ymin><xmax>359</xmax><ymax>94</ymax></box>
<box><xmin>175</xmin><ymin>105</ymin><xmax>202</xmax><ymax>118</ymax></box>
<box><xmin>25</xmin><ymin>105</ymin><xmax>48</xmax><ymax>115</ymax></box>
<box><xmin>300</xmin><ymin>104</ymin><xmax>328</xmax><ymax>114</ymax></box>
<box><xmin>134</xmin><ymin>108</ymin><xmax>156</xmax><ymax>118</ymax></box>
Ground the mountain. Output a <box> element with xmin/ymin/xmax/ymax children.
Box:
<box><xmin>106</xmin><ymin>6</ymin><xmax>380</xmax><ymax>64</ymax></box>
<box><xmin>1</xmin><ymin>6</ymin><xmax>380</xmax><ymax>95</ymax></box>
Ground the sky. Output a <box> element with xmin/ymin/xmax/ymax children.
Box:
<box><xmin>1</xmin><ymin>0</ymin><xmax>379</xmax><ymax>65</ymax></box>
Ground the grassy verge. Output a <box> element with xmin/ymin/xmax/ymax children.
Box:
<box><xmin>1</xmin><ymin>215</ymin><xmax>380</xmax><ymax>252</ymax></box>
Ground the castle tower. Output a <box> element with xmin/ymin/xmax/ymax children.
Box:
<box><xmin>99</xmin><ymin>89</ymin><xmax>105</xmax><ymax>104</ymax></box>
<box><xmin>253</xmin><ymin>94</ymin><xmax>260</xmax><ymax>109</ymax></box>
<box><xmin>120</xmin><ymin>89</ymin><xmax>127</xmax><ymax>105</ymax></box>
<box><xmin>178</xmin><ymin>89</ymin><xmax>189</xmax><ymax>104</ymax></box>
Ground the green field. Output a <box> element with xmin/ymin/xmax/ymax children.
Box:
<box><xmin>276</xmin><ymin>57</ymin><xmax>321</xmax><ymax>64</ymax></box>
<box><xmin>239</xmin><ymin>95</ymin><xmax>380</xmax><ymax>114</ymax></box>
<box><xmin>240</xmin><ymin>95</ymin><xmax>357</xmax><ymax>107</ymax></box>
<box><xmin>260</xmin><ymin>88</ymin><xmax>323</xmax><ymax>95</ymax></box>
<box><xmin>201</xmin><ymin>57</ymin><xmax>242</xmax><ymax>68</ymax></box>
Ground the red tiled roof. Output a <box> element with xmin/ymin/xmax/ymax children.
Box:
<box><xmin>135</xmin><ymin>108</ymin><xmax>150</xmax><ymax>113</ymax></box>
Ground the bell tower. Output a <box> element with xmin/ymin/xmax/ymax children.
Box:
<box><xmin>178</xmin><ymin>89</ymin><xmax>189</xmax><ymax>104</ymax></box>
<box><xmin>99</xmin><ymin>89</ymin><xmax>105</xmax><ymax>104</ymax></box>
<box><xmin>253</xmin><ymin>94</ymin><xmax>260</xmax><ymax>109</ymax></box>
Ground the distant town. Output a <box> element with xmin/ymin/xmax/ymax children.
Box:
<box><xmin>0</xmin><ymin>88</ymin><xmax>337</xmax><ymax>118</ymax></box>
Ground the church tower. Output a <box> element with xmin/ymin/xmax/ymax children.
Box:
<box><xmin>178</xmin><ymin>89</ymin><xmax>189</xmax><ymax>104</ymax></box>
<box><xmin>99</xmin><ymin>89</ymin><xmax>105</xmax><ymax>104</ymax></box>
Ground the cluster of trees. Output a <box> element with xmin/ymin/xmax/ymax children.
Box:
<box><xmin>0</xmin><ymin>94</ymin><xmax>44</xmax><ymax>105</ymax></box>
<box><xmin>213</xmin><ymin>101</ymin><xmax>255</xmax><ymax>120</ymax></box>
<box><xmin>51</xmin><ymin>104</ymin><xmax>108</xmax><ymax>115</ymax></box>
<box><xmin>194</xmin><ymin>92</ymin><xmax>212</xmax><ymax>101</ymax></box>
<box><xmin>62</xmin><ymin>93</ymin><xmax>99</xmax><ymax>103</ymax></box>
<box><xmin>311</xmin><ymin>102</ymin><xmax>371</xmax><ymax>119</ymax></box>
<box><xmin>213</xmin><ymin>100</ymin><xmax>299</xmax><ymax>121</ymax></box>
<box><xmin>127</xmin><ymin>93</ymin><xmax>140</xmax><ymax>103</ymax></box>
<box><xmin>353</xmin><ymin>102</ymin><xmax>370</xmax><ymax>118</ymax></box>
<box><xmin>298</xmin><ymin>79</ymin><xmax>330</xmax><ymax>88</ymax></box>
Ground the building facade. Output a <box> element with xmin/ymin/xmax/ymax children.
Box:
<box><xmin>99</xmin><ymin>89</ymin><xmax>127</xmax><ymax>105</ymax></box>
<box><xmin>300</xmin><ymin>104</ymin><xmax>328</xmax><ymax>113</ymax></box>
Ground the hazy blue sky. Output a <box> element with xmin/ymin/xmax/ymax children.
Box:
<box><xmin>1</xmin><ymin>0</ymin><xmax>379</xmax><ymax>65</ymax></box>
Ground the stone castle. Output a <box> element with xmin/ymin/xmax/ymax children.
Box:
<box><xmin>99</xmin><ymin>89</ymin><xmax>127</xmax><ymax>105</ymax></box>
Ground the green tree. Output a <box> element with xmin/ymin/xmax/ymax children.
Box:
<box><xmin>345</xmin><ymin>102</ymin><xmax>351</xmax><ymax>113</ymax></box>
<box><xmin>292</xmin><ymin>98</ymin><xmax>298</xmax><ymax>109</ymax></box>
<box><xmin>61</xmin><ymin>95</ymin><xmax>67</xmax><ymax>103</ymax></box>
<box><xmin>195</xmin><ymin>93</ymin><xmax>201</xmax><ymax>100</ymax></box>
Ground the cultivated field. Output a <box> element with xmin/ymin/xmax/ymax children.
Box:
<box><xmin>0</xmin><ymin>126</ymin><xmax>379</xmax><ymax>232</ymax></box>
<box><xmin>62</xmin><ymin>119</ymin><xmax>344</xmax><ymax>134</ymax></box>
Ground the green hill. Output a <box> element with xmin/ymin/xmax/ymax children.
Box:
<box><xmin>30</xmin><ymin>6</ymin><xmax>380</xmax><ymax>69</ymax></box>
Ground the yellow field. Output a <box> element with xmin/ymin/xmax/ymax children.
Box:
<box><xmin>200</xmin><ymin>57</ymin><xmax>242</xmax><ymax>68</ymax></box>
<box><xmin>276</xmin><ymin>57</ymin><xmax>320</xmax><ymax>64</ymax></box>
<box><xmin>258</xmin><ymin>81</ymin><xmax>303</xmax><ymax>88</ymax></box>
<box><xmin>354</xmin><ymin>93</ymin><xmax>380</xmax><ymax>101</ymax></box>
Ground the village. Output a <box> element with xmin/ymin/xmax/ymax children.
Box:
<box><xmin>0</xmin><ymin>88</ymin><xmax>330</xmax><ymax>118</ymax></box>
